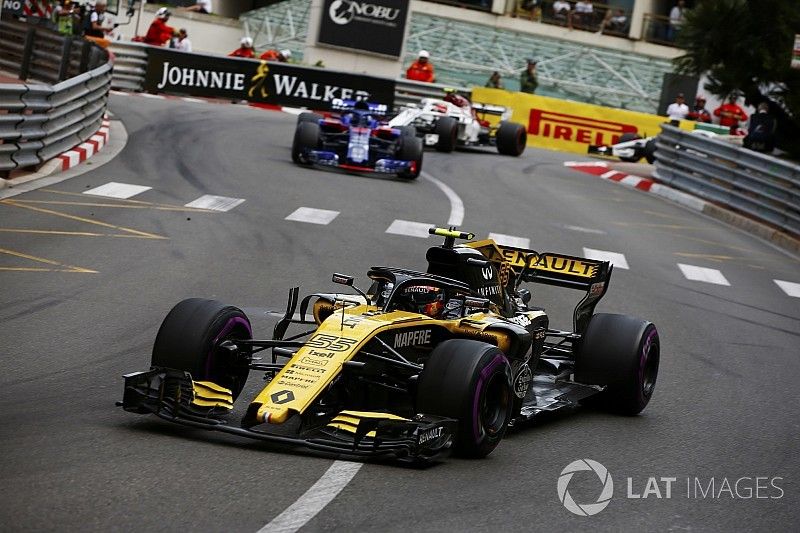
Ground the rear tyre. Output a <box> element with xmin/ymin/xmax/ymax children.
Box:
<box><xmin>297</xmin><ymin>112</ymin><xmax>323</xmax><ymax>124</ymax></box>
<box><xmin>152</xmin><ymin>298</ymin><xmax>252</xmax><ymax>400</ymax></box>
<box><xmin>575</xmin><ymin>313</ymin><xmax>660</xmax><ymax>415</ymax></box>
<box><xmin>397</xmin><ymin>136</ymin><xmax>423</xmax><ymax>180</ymax></box>
<box><xmin>643</xmin><ymin>138</ymin><xmax>656</xmax><ymax>164</ymax></box>
<box><xmin>417</xmin><ymin>339</ymin><xmax>513</xmax><ymax>458</ymax></box>
<box><xmin>434</xmin><ymin>116</ymin><xmax>458</xmax><ymax>153</ymax></box>
<box><xmin>496</xmin><ymin>122</ymin><xmax>527</xmax><ymax>156</ymax></box>
<box><xmin>618</xmin><ymin>132</ymin><xmax>644</xmax><ymax>162</ymax></box>
<box><xmin>291</xmin><ymin>121</ymin><xmax>320</xmax><ymax>165</ymax></box>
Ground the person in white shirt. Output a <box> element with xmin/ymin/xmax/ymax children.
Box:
<box><xmin>173</xmin><ymin>28</ymin><xmax>192</xmax><ymax>52</ymax></box>
<box><xmin>666</xmin><ymin>93</ymin><xmax>689</xmax><ymax>121</ymax></box>
<box><xmin>668</xmin><ymin>0</ymin><xmax>685</xmax><ymax>41</ymax></box>
<box><xmin>552</xmin><ymin>0</ymin><xmax>571</xmax><ymax>25</ymax></box>
<box><xmin>573</xmin><ymin>1</ymin><xmax>594</xmax><ymax>28</ymax></box>
<box><xmin>184</xmin><ymin>0</ymin><xmax>212</xmax><ymax>14</ymax></box>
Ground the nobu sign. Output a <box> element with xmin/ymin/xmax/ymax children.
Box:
<box><xmin>144</xmin><ymin>48</ymin><xmax>396</xmax><ymax>110</ymax></box>
<box><xmin>318</xmin><ymin>0</ymin><xmax>409</xmax><ymax>57</ymax></box>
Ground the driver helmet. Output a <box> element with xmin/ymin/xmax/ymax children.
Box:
<box><xmin>399</xmin><ymin>285</ymin><xmax>445</xmax><ymax>318</ymax></box>
<box><xmin>240</xmin><ymin>36</ymin><xmax>253</xmax><ymax>48</ymax></box>
<box><xmin>280</xmin><ymin>49</ymin><xmax>292</xmax><ymax>59</ymax></box>
<box><xmin>443</xmin><ymin>89</ymin><xmax>470</xmax><ymax>109</ymax></box>
<box><xmin>156</xmin><ymin>7</ymin><xmax>171</xmax><ymax>19</ymax></box>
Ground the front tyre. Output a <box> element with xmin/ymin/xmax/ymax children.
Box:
<box><xmin>575</xmin><ymin>313</ymin><xmax>660</xmax><ymax>415</ymax></box>
<box><xmin>152</xmin><ymin>298</ymin><xmax>252</xmax><ymax>400</ymax></box>
<box><xmin>397</xmin><ymin>135</ymin><xmax>423</xmax><ymax>179</ymax></box>
<box><xmin>291</xmin><ymin>121</ymin><xmax>320</xmax><ymax>165</ymax></box>
<box><xmin>417</xmin><ymin>339</ymin><xmax>513</xmax><ymax>458</ymax></box>
<box><xmin>434</xmin><ymin>116</ymin><xmax>458</xmax><ymax>152</ymax></box>
<box><xmin>496</xmin><ymin>122</ymin><xmax>527</xmax><ymax>156</ymax></box>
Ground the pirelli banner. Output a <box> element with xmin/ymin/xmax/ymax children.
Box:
<box><xmin>472</xmin><ymin>87</ymin><xmax>692</xmax><ymax>155</ymax></box>
<box><xmin>144</xmin><ymin>48</ymin><xmax>396</xmax><ymax>110</ymax></box>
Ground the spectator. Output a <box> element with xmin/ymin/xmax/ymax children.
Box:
<box><xmin>173</xmin><ymin>28</ymin><xmax>192</xmax><ymax>52</ymax></box>
<box><xmin>686</xmin><ymin>95</ymin><xmax>711</xmax><ymax>122</ymax></box>
<box><xmin>485</xmin><ymin>71</ymin><xmax>504</xmax><ymax>89</ymax></box>
<box><xmin>54</xmin><ymin>0</ymin><xmax>76</xmax><ymax>35</ymax></box>
<box><xmin>714</xmin><ymin>95</ymin><xmax>748</xmax><ymax>133</ymax></box>
<box><xmin>666</xmin><ymin>93</ymin><xmax>689</xmax><ymax>120</ymax></box>
<box><xmin>229</xmin><ymin>36</ymin><xmax>256</xmax><ymax>58</ymax></box>
<box><xmin>599</xmin><ymin>8</ymin><xmax>627</xmax><ymax>34</ymax></box>
<box><xmin>572</xmin><ymin>1</ymin><xmax>594</xmax><ymax>29</ymax></box>
<box><xmin>520</xmin><ymin>58</ymin><xmax>538</xmax><ymax>94</ymax></box>
<box><xmin>143</xmin><ymin>8</ymin><xmax>176</xmax><ymax>46</ymax></box>
<box><xmin>552</xmin><ymin>0</ymin><xmax>571</xmax><ymax>26</ymax></box>
<box><xmin>183</xmin><ymin>0</ymin><xmax>212</xmax><ymax>15</ymax></box>
<box><xmin>406</xmin><ymin>50</ymin><xmax>435</xmax><ymax>83</ymax></box>
<box><xmin>513</xmin><ymin>0</ymin><xmax>541</xmax><ymax>22</ymax></box>
<box><xmin>260</xmin><ymin>49</ymin><xmax>292</xmax><ymax>62</ymax></box>
<box><xmin>668</xmin><ymin>0</ymin><xmax>685</xmax><ymax>42</ymax></box>
<box><xmin>743</xmin><ymin>102</ymin><xmax>776</xmax><ymax>153</ymax></box>
<box><xmin>84</xmin><ymin>0</ymin><xmax>111</xmax><ymax>39</ymax></box>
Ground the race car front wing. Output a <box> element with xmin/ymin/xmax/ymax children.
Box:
<box><xmin>119</xmin><ymin>369</ymin><xmax>455</xmax><ymax>463</ymax></box>
<box><xmin>306</xmin><ymin>150</ymin><xmax>416</xmax><ymax>175</ymax></box>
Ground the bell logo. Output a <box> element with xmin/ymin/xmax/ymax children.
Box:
<box><xmin>557</xmin><ymin>459</ymin><xmax>614</xmax><ymax>516</ymax></box>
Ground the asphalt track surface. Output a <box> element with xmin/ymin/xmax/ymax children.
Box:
<box><xmin>1</xmin><ymin>95</ymin><xmax>799</xmax><ymax>532</ymax></box>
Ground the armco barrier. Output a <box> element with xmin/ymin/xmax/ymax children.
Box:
<box><xmin>0</xmin><ymin>18</ymin><xmax>111</xmax><ymax>174</ymax></box>
<box><xmin>654</xmin><ymin>124</ymin><xmax>800</xmax><ymax>237</ymax></box>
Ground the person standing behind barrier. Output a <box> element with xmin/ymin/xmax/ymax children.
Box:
<box><xmin>84</xmin><ymin>1</ymin><xmax>111</xmax><ymax>39</ymax></box>
<box><xmin>54</xmin><ymin>0</ymin><xmax>76</xmax><ymax>35</ymax></box>
<box><xmin>520</xmin><ymin>58</ymin><xmax>538</xmax><ymax>94</ymax></box>
<box><xmin>667</xmin><ymin>0</ymin><xmax>685</xmax><ymax>42</ymax></box>
<box><xmin>229</xmin><ymin>37</ymin><xmax>256</xmax><ymax>58</ymax></box>
<box><xmin>173</xmin><ymin>28</ymin><xmax>192</xmax><ymax>52</ymax></box>
<box><xmin>743</xmin><ymin>102</ymin><xmax>776</xmax><ymax>153</ymax></box>
<box><xmin>406</xmin><ymin>50</ymin><xmax>436</xmax><ymax>83</ymax></box>
<box><xmin>686</xmin><ymin>95</ymin><xmax>711</xmax><ymax>122</ymax></box>
<box><xmin>144</xmin><ymin>8</ymin><xmax>176</xmax><ymax>46</ymax></box>
<box><xmin>485</xmin><ymin>71</ymin><xmax>504</xmax><ymax>89</ymax></box>
<box><xmin>666</xmin><ymin>93</ymin><xmax>689</xmax><ymax>121</ymax></box>
<box><xmin>714</xmin><ymin>95</ymin><xmax>748</xmax><ymax>134</ymax></box>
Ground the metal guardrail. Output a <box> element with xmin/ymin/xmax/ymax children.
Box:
<box><xmin>0</xmin><ymin>19</ymin><xmax>111</xmax><ymax>174</ymax></box>
<box><xmin>108</xmin><ymin>40</ymin><xmax>148</xmax><ymax>92</ymax></box>
<box><xmin>654</xmin><ymin>124</ymin><xmax>800</xmax><ymax>237</ymax></box>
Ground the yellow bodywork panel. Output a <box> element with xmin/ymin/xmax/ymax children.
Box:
<box><xmin>249</xmin><ymin>305</ymin><xmax>515</xmax><ymax>425</ymax></box>
<box><xmin>466</xmin><ymin>239</ymin><xmax>599</xmax><ymax>278</ymax></box>
<box><xmin>191</xmin><ymin>381</ymin><xmax>234</xmax><ymax>410</ymax></box>
<box><xmin>326</xmin><ymin>410</ymin><xmax>410</xmax><ymax>438</ymax></box>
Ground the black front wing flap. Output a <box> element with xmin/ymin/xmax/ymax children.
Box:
<box><xmin>120</xmin><ymin>369</ymin><xmax>456</xmax><ymax>463</ymax></box>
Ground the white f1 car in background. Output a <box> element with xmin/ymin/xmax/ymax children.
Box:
<box><xmin>388</xmin><ymin>95</ymin><xmax>527</xmax><ymax>157</ymax></box>
<box><xmin>588</xmin><ymin>132</ymin><xmax>657</xmax><ymax>164</ymax></box>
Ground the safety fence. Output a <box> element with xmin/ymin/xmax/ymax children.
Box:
<box><xmin>654</xmin><ymin>124</ymin><xmax>800</xmax><ymax>237</ymax></box>
<box><xmin>0</xmin><ymin>18</ymin><xmax>111</xmax><ymax>174</ymax></box>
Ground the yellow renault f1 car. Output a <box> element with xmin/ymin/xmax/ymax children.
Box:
<box><xmin>120</xmin><ymin>229</ymin><xmax>660</xmax><ymax>462</ymax></box>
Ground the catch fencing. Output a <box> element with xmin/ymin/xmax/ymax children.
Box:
<box><xmin>0</xmin><ymin>18</ymin><xmax>111</xmax><ymax>173</ymax></box>
<box><xmin>654</xmin><ymin>124</ymin><xmax>800</xmax><ymax>237</ymax></box>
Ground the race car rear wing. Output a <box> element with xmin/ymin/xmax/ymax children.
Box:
<box><xmin>464</xmin><ymin>239</ymin><xmax>613</xmax><ymax>334</ymax></box>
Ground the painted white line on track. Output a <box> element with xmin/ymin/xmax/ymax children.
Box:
<box><xmin>583</xmin><ymin>247</ymin><xmax>630</xmax><ymax>270</ymax></box>
<box><xmin>83</xmin><ymin>182</ymin><xmax>151</xmax><ymax>199</ymax></box>
<box><xmin>139</xmin><ymin>93</ymin><xmax>165</xmax><ymax>99</ymax></box>
<box><xmin>488</xmin><ymin>232</ymin><xmax>530</xmax><ymax>249</ymax></box>
<box><xmin>563</xmin><ymin>225</ymin><xmax>607</xmax><ymax>235</ymax></box>
<box><xmin>185</xmin><ymin>195</ymin><xmax>245</xmax><ymax>212</ymax></box>
<box><xmin>281</xmin><ymin>107</ymin><xmax>305</xmax><ymax>115</ymax></box>
<box><xmin>256</xmin><ymin>461</ymin><xmax>362</xmax><ymax>533</ymax></box>
<box><xmin>386</xmin><ymin>219</ymin><xmax>433</xmax><ymax>238</ymax></box>
<box><xmin>181</xmin><ymin>97</ymin><xmax>205</xmax><ymax>103</ymax></box>
<box><xmin>285</xmin><ymin>207</ymin><xmax>339</xmax><ymax>225</ymax></box>
<box><xmin>678</xmin><ymin>263</ymin><xmax>730</xmax><ymax>286</ymax></box>
<box><xmin>421</xmin><ymin>171</ymin><xmax>464</xmax><ymax>227</ymax></box>
<box><xmin>774</xmin><ymin>279</ymin><xmax>800</xmax><ymax>298</ymax></box>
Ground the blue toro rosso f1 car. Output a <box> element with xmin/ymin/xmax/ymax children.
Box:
<box><xmin>291</xmin><ymin>99</ymin><xmax>423</xmax><ymax>180</ymax></box>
